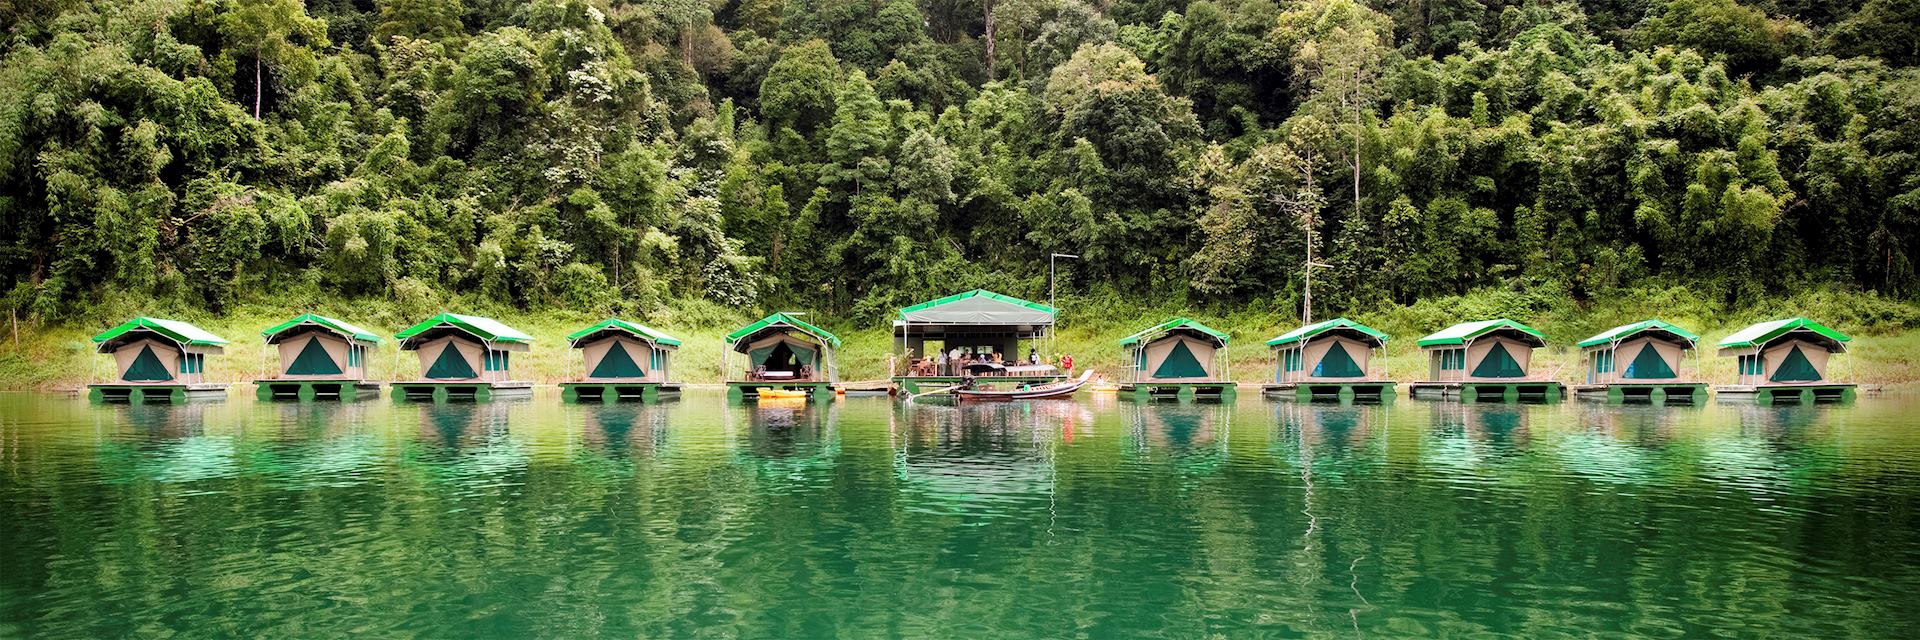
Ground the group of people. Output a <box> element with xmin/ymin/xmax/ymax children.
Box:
<box><xmin>906</xmin><ymin>345</ymin><xmax>1064</xmax><ymax>377</ymax></box>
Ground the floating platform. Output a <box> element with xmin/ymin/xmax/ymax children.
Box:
<box><xmin>1262</xmin><ymin>381</ymin><xmax>1396</xmax><ymax>403</ymax></box>
<box><xmin>1713</xmin><ymin>383</ymin><xmax>1855</xmax><ymax>404</ymax></box>
<box><xmin>254</xmin><ymin>379</ymin><xmax>382</xmax><ymax>402</ymax></box>
<box><xmin>1408</xmin><ymin>380</ymin><xmax>1564</xmax><ymax>403</ymax></box>
<box><xmin>1572</xmin><ymin>382</ymin><xmax>1708</xmax><ymax>405</ymax></box>
<box><xmin>727</xmin><ymin>380</ymin><xmax>835</xmax><ymax>402</ymax></box>
<box><xmin>1119</xmin><ymin>381</ymin><xmax>1237</xmax><ymax>401</ymax></box>
<box><xmin>560</xmin><ymin>382</ymin><xmax>681</xmax><ymax>404</ymax></box>
<box><xmin>390</xmin><ymin>380</ymin><xmax>534</xmax><ymax>402</ymax></box>
<box><xmin>890</xmin><ymin>375</ymin><xmax>1063</xmax><ymax>395</ymax></box>
<box><xmin>88</xmin><ymin>383</ymin><xmax>228</xmax><ymax>404</ymax></box>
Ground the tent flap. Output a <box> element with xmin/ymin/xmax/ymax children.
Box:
<box><xmin>426</xmin><ymin>343</ymin><xmax>478</xmax><ymax>379</ymax></box>
<box><xmin>287</xmin><ymin>336</ymin><xmax>344</xmax><ymax>376</ymax></box>
<box><xmin>1314</xmin><ymin>343</ymin><xmax>1365</xmax><ymax>378</ymax></box>
<box><xmin>124</xmin><ymin>345</ymin><xmax>174</xmax><ymax>382</ymax></box>
<box><xmin>590</xmin><ymin>342</ymin><xmax>647</xmax><ymax>378</ymax></box>
<box><xmin>1153</xmin><ymin>341</ymin><xmax>1209</xmax><ymax>378</ymax></box>
<box><xmin>1623</xmin><ymin>344</ymin><xmax>1676</xmax><ymax>379</ymax></box>
<box><xmin>1771</xmin><ymin>345</ymin><xmax>1822</xmax><ymax>382</ymax></box>
<box><xmin>1473</xmin><ymin>343</ymin><xmax>1526</xmax><ymax>378</ymax></box>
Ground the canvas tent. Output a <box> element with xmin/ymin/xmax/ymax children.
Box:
<box><xmin>726</xmin><ymin>312</ymin><xmax>841</xmax><ymax>381</ymax></box>
<box><xmin>91</xmin><ymin>317</ymin><xmax>229</xmax><ymax>385</ymax></box>
<box><xmin>1267</xmin><ymin>318</ymin><xmax>1389</xmax><ymax>383</ymax></box>
<box><xmin>1716</xmin><ymin>318</ymin><xmax>1850</xmax><ymax>385</ymax></box>
<box><xmin>394</xmin><ymin>313</ymin><xmax>533</xmax><ymax>382</ymax></box>
<box><xmin>567</xmin><ymin>318</ymin><xmax>680</xmax><ymax>382</ymax></box>
<box><xmin>1577</xmin><ymin>320</ymin><xmax>1698</xmax><ymax>384</ymax></box>
<box><xmin>261</xmin><ymin>314</ymin><xmax>381</xmax><ymax>380</ymax></box>
<box><xmin>1120</xmin><ymin>318</ymin><xmax>1230</xmax><ymax>382</ymax></box>
<box><xmin>1417</xmin><ymin>319</ymin><xmax>1548</xmax><ymax>381</ymax></box>
<box><xmin>894</xmin><ymin>290</ymin><xmax>1056</xmax><ymax>375</ymax></box>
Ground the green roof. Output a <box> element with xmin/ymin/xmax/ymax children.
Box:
<box><xmin>566</xmin><ymin>318</ymin><xmax>682</xmax><ymax>347</ymax></box>
<box><xmin>394</xmin><ymin>313</ymin><xmax>533</xmax><ymax>344</ymax></box>
<box><xmin>1416</xmin><ymin>319</ymin><xmax>1546</xmax><ymax>348</ymax></box>
<box><xmin>1717</xmin><ymin>317</ymin><xmax>1851</xmax><ymax>349</ymax></box>
<box><xmin>1266</xmin><ymin>317</ymin><xmax>1389</xmax><ymax>348</ymax></box>
<box><xmin>1119</xmin><ymin>317</ymin><xmax>1230</xmax><ymax>346</ymax></box>
<box><xmin>898</xmin><ymin>289</ymin><xmax>1055</xmax><ymax>319</ymax></box>
<box><xmin>260</xmin><ymin>313</ymin><xmax>382</xmax><ymax>344</ymax></box>
<box><xmin>92</xmin><ymin>317</ymin><xmax>229</xmax><ymax>348</ymax></box>
<box><xmin>726</xmin><ymin>312</ymin><xmax>842</xmax><ymax>348</ymax></box>
<box><xmin>1576</xmin><ymin>319</ymin><xmax>1698</xmax><ymax>349</ymax></box>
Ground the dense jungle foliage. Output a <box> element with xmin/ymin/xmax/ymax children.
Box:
<box><xmin>3</xmin><ymin>0</ymin><xmax>1919</xmax><ymax>325</ymax></box>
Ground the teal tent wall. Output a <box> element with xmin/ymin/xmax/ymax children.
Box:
<box><xmin>1472</xmin><ymin>343</ymin><xmax>1526</xmax><ymax>378</ymax></box>
<box><xmin>123</xmin><ymin>345</ymin><xmax>174</xmax><ymax>382</ymax></box>
<box><xmin>286</xmin><ymin>336</ymin><xmax>344</xmax><ymax>376</ymax></box>
<box><xmin>1770</xmin><ymin>346</ymin><xmax>1823</xmax><ymax>382</ymax></box>
<box><xmin>426</xmin><ymin>344</ymin><xmax>478</xmax><ymax>379</ymax></box>
<box><xmin>1622</xmin><ymin>344</ymin><xmax>1675</xmax><ymax>379</ymax></box>
<box><xmin>1153</xmin><ymin>341</ymin><xmax>1209</xmax><ymax>378</ymax></box>
<box><xmin>1313</xmin><ymin>343</ymin><xmax>1365</xmax><ymax>378</ymax></box>
<box><xmin>591</xmin><ymin>342</ymin><xmax>647</xmax><ymax>378</ymax></box>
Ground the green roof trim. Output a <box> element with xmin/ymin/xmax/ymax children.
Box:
<box><xmin>1119</xmin><ymin>317</ymin><xmax>1230</xmax><ymax>346</ymax></box>
<box><xmin>1266</xmin><ymin>317</ymin><xmax>1389</xmax><ymax>348</ymax></box>
<box><xmin>92</xmin><ymin>317</ymin><xmax>229</xmax><ymax>348</ymax></box>
<box><xmin>1416</xmin><ymin>318</ymin><xmax>1546</xmax><ymax>348</ymax></box>
<box><xmin>260</xmin><ymin>313</ymin><xmax>382</xmax><ymax>344</ymax></box>
<box><xmin>1576</xmin><ymin>319</ymin><xmax>1699</xmax><ymax>349</ymax></box>
<box><xmin>897</xmin><ymin>289</ymin><xmax>1056</xmax><ymax>318</ymax></box>
<box><xmin>1717</xmin><ymin>317</ymin><xmax>1851</xmax><ymax>349</ymax></box>
<box><xmin>726</xmin><ymin>312</ymin><xmax>843</xmax><ymax>348</ymax></box>
<box><xmin>565</xmin><ymin>318</ymin><xmax>682</xmax><ymax>347</ymax></box>
<box><xmin>394</xmin><ymin>313</ymin><xmax>533</xmax><ymax>344</ymax></box>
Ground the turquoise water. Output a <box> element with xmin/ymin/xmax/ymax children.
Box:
<box><xmin>2</xmin><ymin>392</ymin><xmax>1918</xmax><ymax>637</ymax></box>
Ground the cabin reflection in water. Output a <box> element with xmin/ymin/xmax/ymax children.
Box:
<box><xmin>577</xmin><ymin>403</ymin><xmax>672</xmax><ymax>458</ymax></box>
<box><xmin>411</xmin><ymin>399</ymin><xmax>520</xmax><ymax>451</ymax></box>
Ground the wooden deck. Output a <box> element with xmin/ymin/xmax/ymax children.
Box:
<box><xmin>560</xmin><ymin>381</ymin><xmax>681</xmax><ymax>404</ymax></box>
<box><xmin>1571</xmin><ymin>382</ymin><xmax>1708</xmax><ymax>405</ymax></box>
<box><xmin>390</xmin><ymin>380</ymin><xmax>534</xmax><ymax>402</ymax></box>
<box><xmin>1118</xmin><ymin>380</ymin><xmax>1237</xmax><ymax>401</ymax></box>
<box><xmin>1408</xmin><ymin>380</ymin><xmax>1565</xmax><ymax>403</ymax></box>
<box><xmin>1262</xmin><ymin>381</ymin><xmax>1396</xmax><ymax>403</ymax></box>
<box><xmin>254</xmin><ymin>379</ymin><xmax>382</xmax><ymax>401</ymax></box>
<box><xmin>1713</xmin><ymin>383</ymin><xmax>1856</xmax><ymax>404</ymax></box>
<box><xmin>88</xmin><ymin>383</ymin><xmax>228</xmax><ymax>404</ymax></box>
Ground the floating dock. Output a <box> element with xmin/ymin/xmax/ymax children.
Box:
<box><xmin>1119</xmin><ymin>380</ymin><xmax>1237</xmax><ymax>401</ymax></box>
<box><xmin>1262</xmin><ymin>381</ymin><xmax>1395</xmax><ymax>403</ymax></box>
<box><xmin>1713</xmin><ymin>384</ymin><xmax>1855</xmax><ymax>404</ymax></box>
<box><xmin>560</xmin><ymin>382</ymin><xmax>681</xmax><ymax>403</ymax></box>
<box><xmin>390</xmin><ymin>381</ymin><xmax>534</xmax><ymax>402</ymax></box>
<box><xmin>1408</xmin><ymin>380</ymin><xmax>1564</xmax><ymax>402</ymax></box>
<box><xmin>255</xmin><ymin>380</ymin><xmax>382</xmax><ymax>401</ymax></box>
<box><xmin>88</xmin><ymin>383</ymin><xmax>228</xmax><ymax>404</ymax></box>
<box><xmin>727</xmin><ymin>380</ymin><xmax>835</xmax><ymax>401</ymax></box>
<box><xmin>1572</xmin><ymin>382</ymin><xmax>1707</xmax><ymax>404</ymax></box>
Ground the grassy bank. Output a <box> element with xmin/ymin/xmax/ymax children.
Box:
<box><xmin>3</xmin><ymin>286</ymin><xmax>1917</xmax><ymax>390</ymax></box>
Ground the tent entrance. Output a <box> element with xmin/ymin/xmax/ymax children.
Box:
<box><xmin>287</xmin><ymin>337</ymin><xmax>344</xmax><ymax>376</ymax></box>
<box><xmin>592</xmin><ymin>342</ymin><xmax>647</xmax><ymax>378</ymax></box>
<box><xmin>124</xmin><ymin>345</ymin><xmax>174</xmax><ymax>382</ymax></box>
<box><xmin>1153</xmin><ymin>340</ymin><xmax>1209</xmax><ymax>379</ymax></box>
<box><xmin>1771</xmin><ymin>345</ymin><xmax>1822</xmax><ymax>382</ymax></box>
<box><xmin>1314</xmin><ymin>343</ymin><xmax>1364</xmax><ymax>378</ymax></box>
<box><xmin>1622</xmin><ymin>344</ymin><xmax>1675</xmax><ymax>379</ymax></box>
<box><xmin>426</xmin><ymin>344</ymin><xmax>477</xmax><ymax>379</ymax></box>
<box><xmin>1473</xmin><ymin>343</ymin><xmax>1525</xmax><ymax>378</ymax></box>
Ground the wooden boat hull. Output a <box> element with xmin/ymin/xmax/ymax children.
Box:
<box><xmin>955</xmin><ymin>372</ymin><xmax>1094</xmax><ymax>401</ymax></box>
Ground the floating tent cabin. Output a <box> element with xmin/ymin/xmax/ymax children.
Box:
<box><xmin>725</xmin><ymin>312</ymin><xmax>841</xmax><ymax>400</ymax></box>
<box><xmin>254</xmin><ymin>313</ymin><xmax>383</xmax><ymax>401</ymax></box>
<box><xmin>560</xmin><ymin>318</ymin><xmax>682</xmax><ymax>403</ymax></box>
<box><xmin>1116</xmin><ymin>318</ymin><xmax>1235</xmax><ymax>400</ymax></box>
<box><xmin>1571</xmin><ymin>320</ymin><xmax>1708</xmax><ymax>404</ymax></box>
<box><xmin>390</xmin><ymin>313</ymin><xmax>535</xmax><ymax>401</ymax></box>
<box><xmin>891</xmin><ymin>290</ymin><xmax>1060</xmax><ymax>395</ymax></box>
<box><xmin>1262</xmin><ymin>318</ymin><xmax>1394</xmax><ymax>402</ymax></box>
<box><xmin>1408</xmin><ymin>319</ymin><xmax>1564</xmax><ymax>402</ymax></box>
<box><xmin>88</xmin><ymin>317</ymin><xmax>230</xmax><ymax>403</ymax></box>
<box><xmin>1713</xmin><ymin>318</ymin><xmax>1855</xmax><ymax>403</ymax></box>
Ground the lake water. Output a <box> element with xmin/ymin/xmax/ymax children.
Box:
<box><xmin>1</xmin><ymin>391</ymin><xmax>1918</xmax><ymax>638</ymax></box>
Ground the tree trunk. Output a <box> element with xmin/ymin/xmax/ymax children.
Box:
<box><xmin>682</xmin><ymin>21</ymin><xmax>695</xmax><ymax>71</ymax></box>
<box><xmin>254</xmin><ymin>55</ymin><xmax>263</xmax><ymax>119</ymax></box>
<box><xmin>984</xmin><ymin>0</ymin><xmax>997</xmax><ymax>81</ymax></box>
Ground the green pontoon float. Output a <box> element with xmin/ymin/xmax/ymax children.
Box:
<box><xmin>725</xmin><ymin>312</ymin><xmax>841</xmax><ymax>401</ymax></box>
<box><xmin>255</xmin><ymin>313</ymin><xmax>384</xmax><ymax>401</ymax></box>
<box><xmin>1263</xmin><ymin>317</ymin><xmax>1394</xmax><ymax>403</ymax></box>
<box><xmin>889</xmin><ymin>290</ymin><xmax>1062</xmax><ymax>395</ymax></box>
<box><xmin>1409</xmin><ymin>319</ymin><xmax>1563</xmax><ymax>402</ymax></box>
<box><xmin>1118</xmin><ymin>318</ymin><xmax>1235</xmax><ymax>401</ymax></box>
<box><xmin>1571</xmin><ymin>319</ymin><xmax>1707</xmax><ymax>405</ymax></box>
<box><xmin>391</xmin><ymin>313</ymin><xmax>535</xmax><ymax>401</ymax></box>
<box><xmin>1713</xmin><ymin>318</ymin><xmax>1855</xmax><ymax>404</ymax></box>
<box><xmin>560</xmin><ymin>318</ymin><xmax>682</xmax><ymax>404</ymax></box>
<box><xmin>89</xmin><ymin>317</ymin><xmax>230</xmax><ymax>403</ymax></box>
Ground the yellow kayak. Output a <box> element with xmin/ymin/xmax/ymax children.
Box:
<box><xmin>757</xmin><ymin>389</ymin><xmax>811</xmax><ymax>400</ymax></box>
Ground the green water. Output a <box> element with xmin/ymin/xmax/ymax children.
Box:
<box><xmin>3</xmin><ymin>392</ymin><xmax>1919</xmax><ymax>638</ymax></box>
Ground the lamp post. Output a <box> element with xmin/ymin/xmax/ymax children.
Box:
<box><xmin>1049</xmin><ymin>253</ymin><xmax>1078</xmax><ymax>363</ymax></box>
